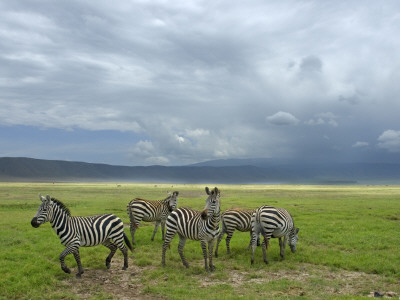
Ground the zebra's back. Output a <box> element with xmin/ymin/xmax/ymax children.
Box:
<box><xmin>127</xmin><ymin>198</ymin><xmax>164</xmax><ymax>223</ymax></box>
<box><xmin>166</xmin><ymin>207</ymin><xmax>205</xmax><ymax>241</ymax></box>
<box><xmin>67</xmin><ymin>214</ymin><xmax>124</xmax><ymax>247</ymax></box>
<box><xmin>221</xmin><ymin>208</ymin><xmax>254</xmax><ymax>232</ymax></box>
<box><xmin>254</xmin><ymin>206</ymin><xmax>293</xmax><ymax>238</ymax></box>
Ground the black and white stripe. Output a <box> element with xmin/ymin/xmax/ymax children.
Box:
<box><xmin>251</xmin><ymin>205</ymin><xmax>299</xmax><ymax>265</ymax></box>
<box><xmin>215</xmin><ymin>208</ymin><xmax>259</xmax><ymax>257</ymax></box>
<box><xmin>31</xmin><ymin>194</ymin><xmax>132</xmax><ymax>278</ymax></box>
<box><xmin>162</xmin><ymin>187</ymin><xmax>220</xmax><ymax>272</ymax></box>
<box><xmin>127</xmin><ymin>191</ymin><xmax>179</xmax><ymax>244</ymax></box>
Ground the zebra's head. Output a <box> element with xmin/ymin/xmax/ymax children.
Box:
<box><xmin>202</xmin><ymin>187</ymin><xmax>221</xmax><ymax>219</ymax></box>
<box><xmin>288</xmin><ymin>227</ymin><xmax>300</xmax><ymax>253</ymax></box>
<box><xmin>31</xmin><ymin>194</ymin><xmax>53</xmax><ymax>228</ymax></box>
<box><xmin>166</xmin><ymin>191</ymin><xmax>179</xmax><ymax>212</ymax></box>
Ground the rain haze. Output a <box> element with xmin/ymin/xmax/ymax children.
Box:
<box><xmin>1</xmin><ymin>1</ymin><xmax>400</xmax><ymax>166</ymax></box>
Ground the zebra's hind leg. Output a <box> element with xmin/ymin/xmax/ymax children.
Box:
<box><xmin>120</xmin><ymin>246</ymin><xmax>129</xmax><ymax>270</ymax></box>
<box><xmin>225</xmin><ymin>232</ymin><xmax>233</xmax><ymax>255</ymax></box>
<box><xmin>103</xmin><ymin>240</ymin><xmax>118</xmax><ymax>269</ymax></box>
<box><xmin>151</xmin><ymin>221</ymin><xmax>161</xmax><ymax>241</ymax></box>
<box><xmin>162</xmin><ymin>229</ymin><xmax>176</xmax><ymax>267</ymax></box>
<box><xmin>129</xmin><ymin>223</ymin><xmax>137</xmax><ymax>245</ymax></box>
<box><xmin>178</xmin><ymin>234</ymin><xmax>189</xmax><ymax>268</ymax></box>
<box><xmin>262</xmin><ymin>236</ymin><xmax>269</xmax><ymax>264</ymax></box>
<box><xmin>214</xmin><ymin>228</ymin><xmax>225</xmax><ymax>258</ymax></box>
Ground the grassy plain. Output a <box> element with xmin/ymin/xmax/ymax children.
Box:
<box><xmin>0</xmin><ymin>182</ymin><xmax>399</xmax><ymax>299</ymax></box>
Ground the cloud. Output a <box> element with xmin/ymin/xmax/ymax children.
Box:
<box><xmin>305</xmin><ymin>112</ymin><xmax>338</xmax><ymax>127</ymax></box>
<box><xmin>267</xmin><ymin>112</ymin><xmax>299</xmax><ymax>126</ymax></box>
<box><xmin>0</xmin><ymin>1</ymin><xmax>400</xmax><ymax>165</ymax></box>
<box><xmin>378</xmin><ymin>130</ymin><xmax>400</xmax><ymax>152</ymax></box>
<box><xmin>299</xmin><ymin>55</ymin><xmax>323</xmax><ymax>74</ymax></box>
<box><xmin>352</xmin><ymin>141</ymin><xmax>369</xmax><ymax>148</ymax></box>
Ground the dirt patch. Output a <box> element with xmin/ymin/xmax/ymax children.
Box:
<box><xmin>62</xmin><ymin>259</ymin><xmax>165</xmax><ymax>300</ymax></box>
<box><xmin>61</xmin><ymin>259</ymin><xmax>399</xmax><ymax>299</ymax></box>
<box><xmin>199</xmin><ymin>264</ymin><xmax>399</xmax><ymax>298</ymax></box>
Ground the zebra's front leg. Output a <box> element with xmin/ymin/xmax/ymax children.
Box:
<box><xmin>151</xmin><ymin>221</ymin><xmax>161</xmax><ymax>241</ymax></box>
<box><xmin>200</xmin><ymin>240</ymin><xmax>209</xmax><ymax>272</ymax></box>
<box><xmin>73</xmin><ymin>250</ymin><xmax>84</xmax><ymax>279</ymax></box>
<box><xmin>250</xmin><ymin>230</ymin><xmax>258</xmax><ymax>264</ymax></box>
<box><xmin>279</xmin><ymin>236</ymin><xmax>287</xmax><ymax>260</ymax></box>
<box><xmin>178</xmin><ymin>235</ymin><xmax>189</xmax><ymax>268</ymax></box>
<box><xmin>208</xmin><ymin>239</ymin><xmax>216</xmax><ymax>272</ymax></box>
<box><xmin>59</xmin><ymin>248</ymin><xmax>72</xmax><ymax>274</ymax></box>
<box><xmin>161</xmin><ymin>219</ymin><xmax>166</xmax><ymax>241</ymax></box>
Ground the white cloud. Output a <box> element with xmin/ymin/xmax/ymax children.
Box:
<box><xmin>145</xmin><ymin>156</ymin><xmax>170</xmax><ymax>165</ymax></box>
<box><xmin>267</xmin><ymin>111</ymin><xmax>299</xmax><ymax>126</ymax></box>
<box><xmin>378</xmin><ymin>130</ymin><xmax>400</xmax><ymax>152</ymax></box>
<box><xmin>352</xmin><ymin>141</ymin><xmax>369</xmax><ymax>148</ymax></box>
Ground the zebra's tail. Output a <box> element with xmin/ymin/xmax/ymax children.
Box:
<box><xmin>124</xmin><ymin>232</ymin><xmax>133</xmax><ymax>252</ymax></box>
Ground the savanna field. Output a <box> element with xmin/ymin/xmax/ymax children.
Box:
<box><xmin>0</xmin><ymin>182</ymin><xmax>399</xmax><ymax>299</ymax></box>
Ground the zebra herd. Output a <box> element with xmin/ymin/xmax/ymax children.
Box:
<box><xmin>31</xmin><ymin>187</ymin><xmax>299</xmax><ymax>278</ymax></box>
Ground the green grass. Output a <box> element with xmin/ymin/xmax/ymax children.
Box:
<box><xmin>1</xmin><ymin>182</ymin><xmax>400</xmax><ymax>299</ymax></box>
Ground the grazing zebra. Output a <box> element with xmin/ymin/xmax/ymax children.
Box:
<box><xmin>250</xmin><ymin>205</ymin><xmax>299</xmax><ymax>265</ymax></box>
<box><xmin>162</xmin><ymin>187</ymin><xmax>220</xmax><ymax>272</ymax></box>
<box><xmin>127</xmin><ymin>191</ymin><xmax>179</xmax><ymax>244</ymax></box>
<box><xmin>31</xmin><ymin>194</ymin><xmax>133</xmax><ymax>278</ymax></box>
<box><xmin>214</xmin><ymin>208</ymin><xmax>260</xmax><ymax>257</ymax></box>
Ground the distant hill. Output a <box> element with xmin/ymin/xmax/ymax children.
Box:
<box><xmin>1</xmin><ymin>157</ymin><xmax>400</xmax><ymax>184</ymax></box>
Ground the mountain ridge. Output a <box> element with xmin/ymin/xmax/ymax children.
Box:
<box><xmin>1</xmin><ymin>157</ymin><xmax>400</xmax><ymax>184</ymax></box>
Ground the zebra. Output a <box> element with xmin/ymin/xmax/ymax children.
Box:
<box><xmin>127</xmin><ymin>191</ymin><xmax>179</xmax><ymax>244</ymax></box>
<box><xmin>214</xmin><ymin>208</ymin><xmax>260</xmax><ymax>257</ymax></box>
<box><xmin>162</xmin><ymin>187</ymin><xmax>220</xmax><ymax>272</ymax></box>
<box><xmin>250</xmin><ymin>205</ymin><xmax>299</xmax><ymax>265</ymax></box>
<box><xmin>31</xmin><ymin>194</ymin><xmax>133</xmax><ymax>278</ymax></box>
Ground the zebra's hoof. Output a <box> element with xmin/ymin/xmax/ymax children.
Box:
<box><xmin>210</xmin><ymin>266</ymin><xmax>216</xmax><ymax>272</ymax></box>
<box><xmin>76</xmin><ymin>273</ymin><xmax>82</xmax><ymax>279</ymax></box>
<box><xmin>62</xmin><ymin>267</ymin><xmax>71</xmax><ymax>274</ymax></box>
<box><xmin>122</xmin><ymin>266</ymin><xmax>128</xmax><ymax>271</ymax></box>
<box><xmin>264</xmin><ymin>260</ymin><xmax>269</xmax><ymax>265</ymax></box>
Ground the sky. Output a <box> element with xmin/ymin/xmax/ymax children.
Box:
<box><xmin>1</xmin><ymin>1</ymin><xmax>400</xmax><ymax>166</ymax></box>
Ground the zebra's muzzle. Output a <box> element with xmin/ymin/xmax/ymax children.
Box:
<box><xmin>31</xmin><ymin>217</ymin><xmax>40</xmax><ymax>228</ymax></box>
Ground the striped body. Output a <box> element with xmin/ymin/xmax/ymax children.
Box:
<box><xmin>251</xmin><ymin>205</ymin><xmax>299</xmax><ymax>265</ymax></box>
<box><xmin>127</xmin><ymin>191</ymin><xmax>179</xmax><ymax>244</ymax></box>
<box><xmin>162</xmin><ymin>187</ymin><xmax>220</xmax><ymax>272</ymax></box>
<box><xmin>215</xmin><ymin>208</ymin><xmax>257</xmax><ymax>257</ymax></box>
<box><xmin>31</xmin><ymin>194</ymin><xmax>132</xmax><ymax>278</ymax></box>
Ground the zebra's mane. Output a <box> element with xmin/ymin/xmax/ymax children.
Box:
<box><xmin>51</xmin><ymin>198</ymin><xmax>71</xmax><ymax>216</ymax></box>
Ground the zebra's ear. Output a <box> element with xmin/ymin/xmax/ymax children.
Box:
<box><xmin>214</xmin><ymin>187</ymin><xmax>219</xmax><ymax>194</ymax></box>
<box><xmin>205</xmin><ymin>187</ymin><xmax>210</xmax><ymax>195</ymax></box>
<box><xmin>46</xmin><ymin>194</ymin><xmax>51</xmax><ymax>202</ymax></box>
<box><xmin>296</xmin><ymin>227</ymin><xmax>300</xmax><ymax>234</ymax></box>
<box><xmin>39</xmin><ymin>194</ymin><xmax>45</xmax><ymax>202</ymax></box>
<box><xmin>174</xmin><ymin>191</ymin><xmax>179</xmax><ymax>196</ymax></box>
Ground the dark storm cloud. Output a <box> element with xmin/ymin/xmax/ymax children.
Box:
<box><xmin>1</xmin><ymin>0</ymin><xmax>400</xmax><ymax>165</ymax></box>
